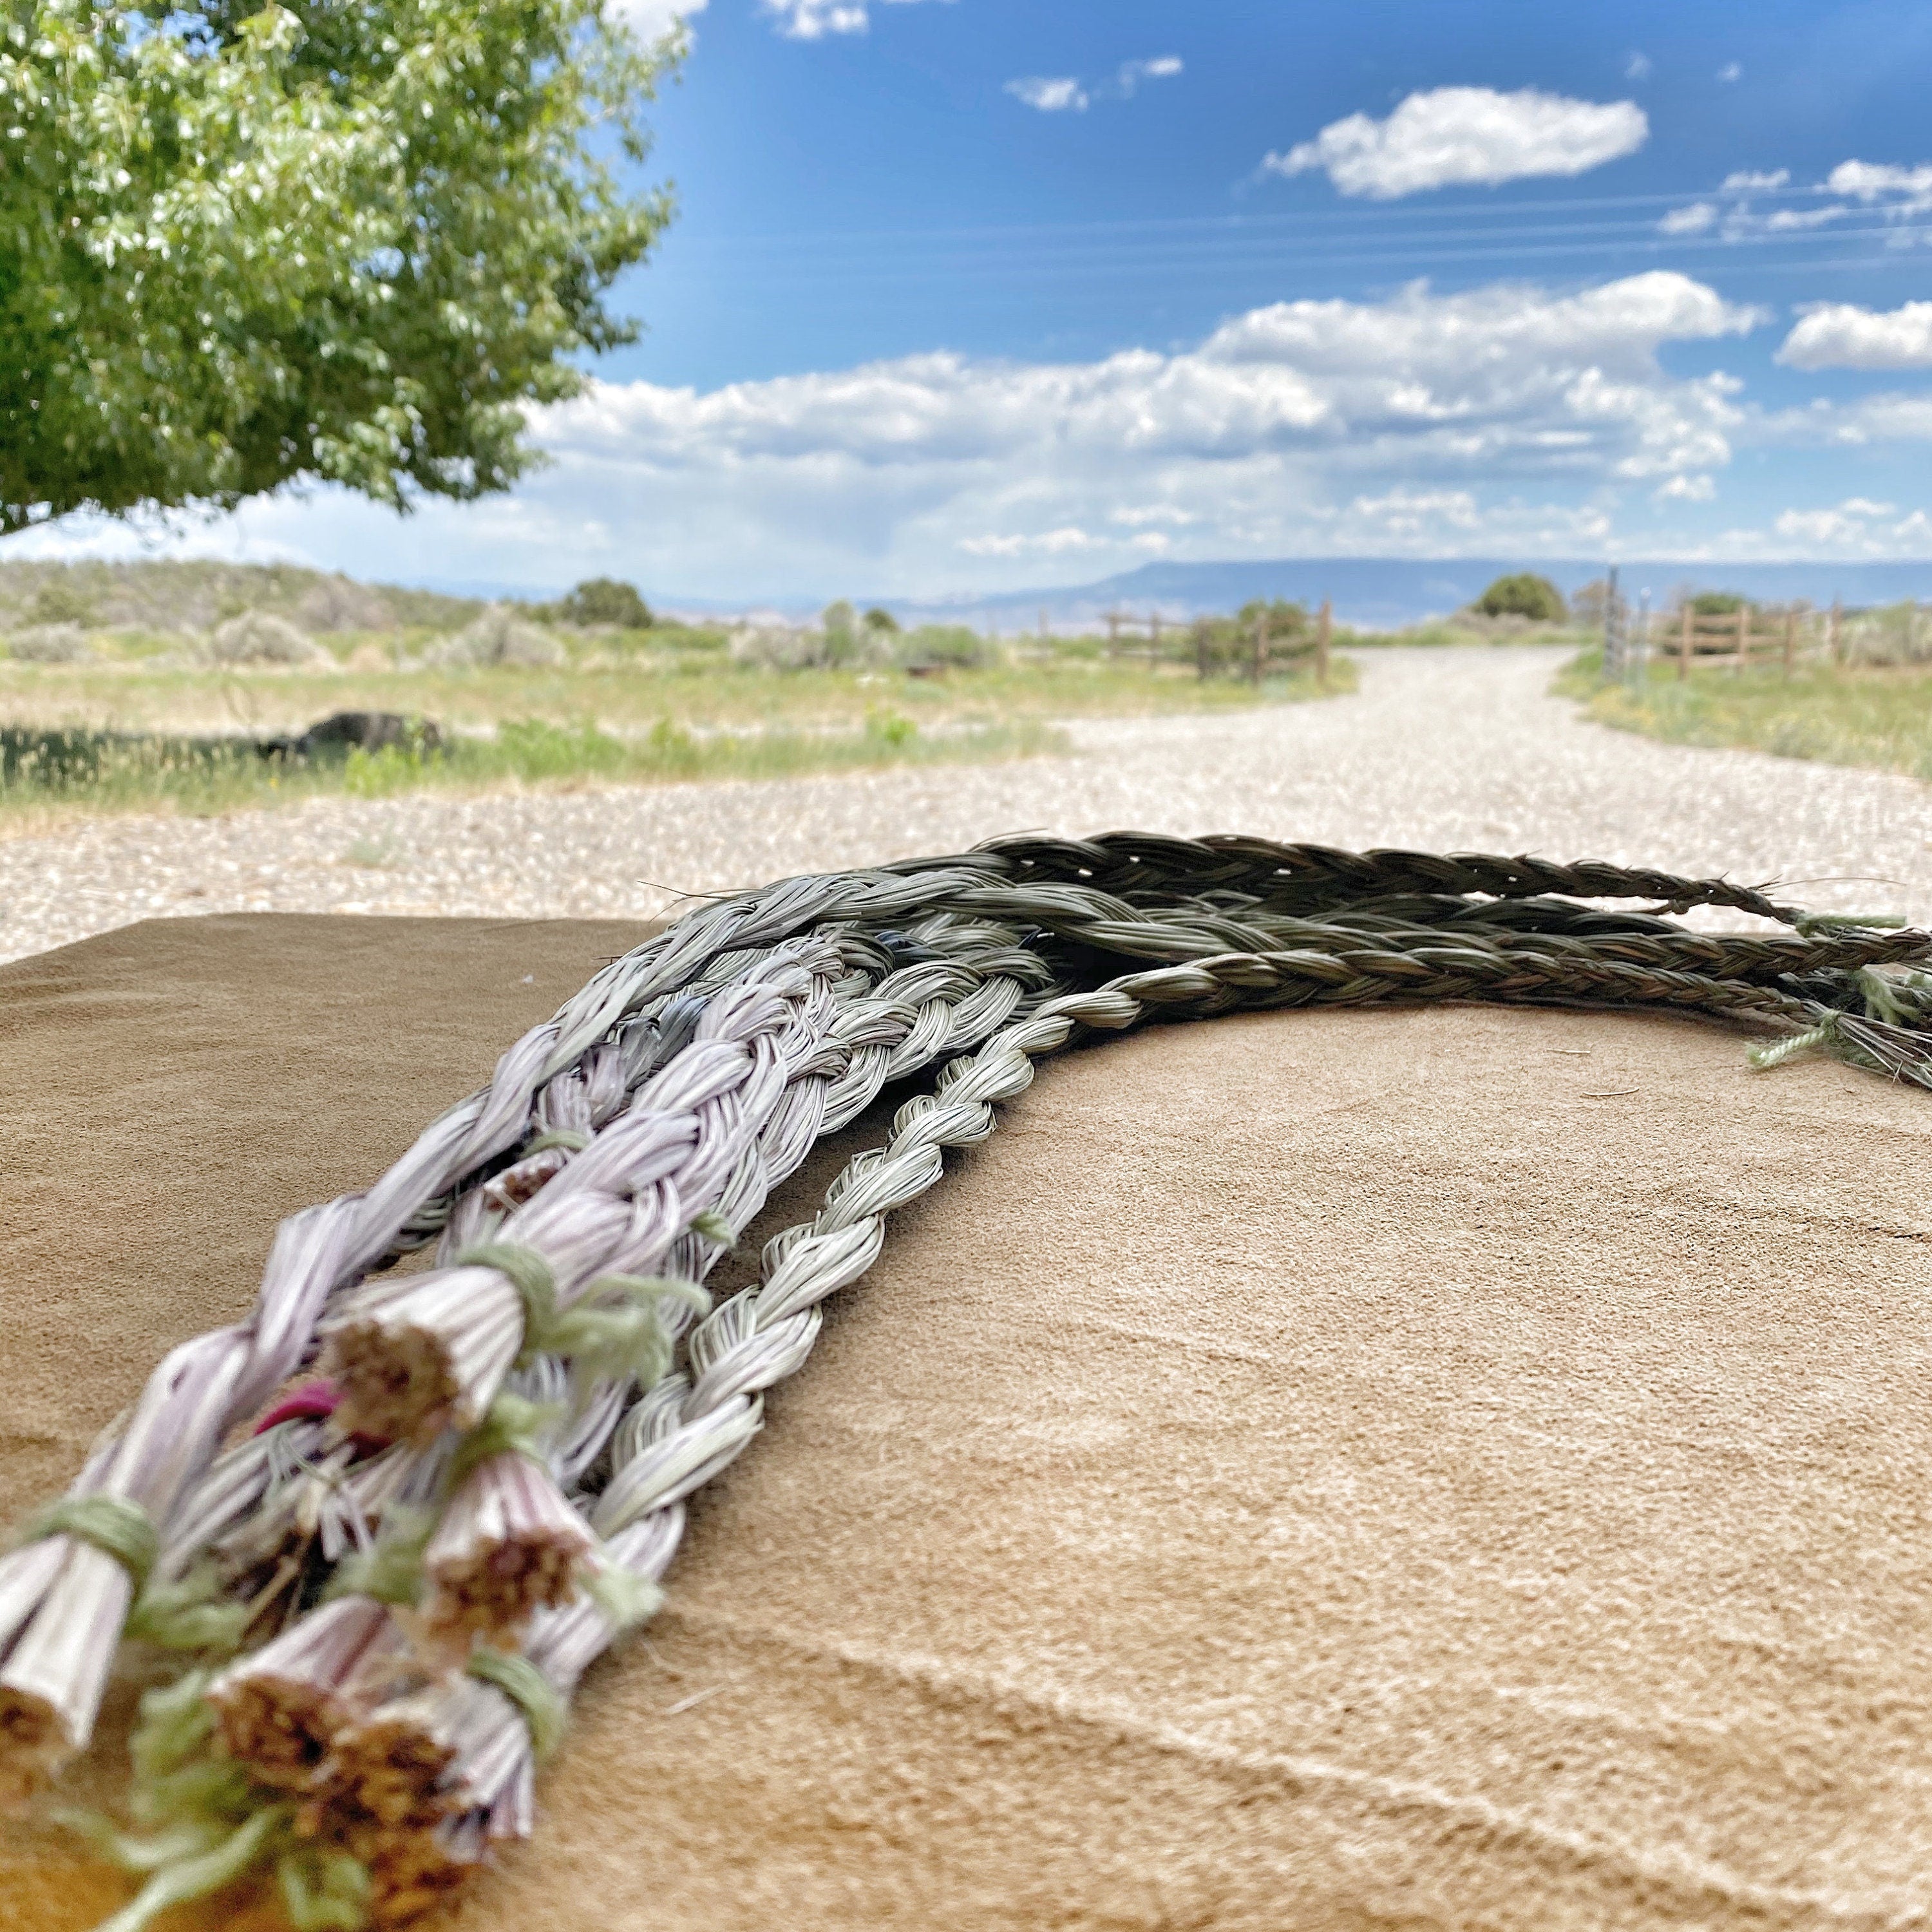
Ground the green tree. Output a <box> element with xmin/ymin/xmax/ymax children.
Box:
<box><xmin>1236</xmin><ymin>598</ymin><xmax>1309</xmax><ymax>640</ymax></box>
<box><xmin>820</xmin><ymin>599</ymin><xmax>860</xmax><ymax>665</ymax></box>
<box><xmin>1476</xmin><ymin>573</ymin><xmax>1567</xmax><ymax>622</ymax></box>
<box><xmin>556</xmin><ymin>578</ymin><xmax>654</xmax><ymax>629</ymax></box>
<box><xmin>0</xmin><ymin>1</ymin><xmax>676</xmax><ymax>533</ymax></box>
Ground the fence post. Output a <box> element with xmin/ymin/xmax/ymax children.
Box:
<box><xmin>1316</xmin><ymin>598</ymin><xmax>1332</xmax><ymax>689</ymax></box>
<box><xmin>1736</xmin><ymin>601</ymin><xmax>1749</xmax><ymax>672</ymax></box>
<box><xmin>1250</xmin><ymin>612</ymin><xmax>1265</xmax><ymax>688</ymax></box>
<box><xmin>1782</xmin><ymin>608</ymin><xmax>1797</xmax><ymax>677</ymax></box>
<box><xmin>1679</xmin><ymin>603</ymin><xmax>1692</xmax><ymax>680</ymax></box>
<box><xmin>1602</xmin><ymin>565</ymin><xmax>1620</xmax><ymax>679</ymax></box>
<box><xmin>1629</xmin><ymin>589</ymin><xmax>1649</xmax><ymax>688</ymax></box>
<box><xmin>1105</xmin><ymin>611</ymin><xmax>1120</xmax><ymax>659</ymax></box>
<box><xmin>1194</xmin><ymin>618</ymin><xmax>1210</xmax><ymax>683</ymax></box>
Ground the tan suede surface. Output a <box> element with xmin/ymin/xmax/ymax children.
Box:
<box><xmin>4</xmin><ymin>914</ymin><xmax>1932</xmax><ymax>1931</ymax></box>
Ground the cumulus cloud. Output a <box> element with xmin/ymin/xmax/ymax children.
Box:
<box><xmin>958</xmin><ymin>527</ymin><xmax>1101</xmax><ymax>556</ymax></box>
<box><xmin>609</xmin><ymin>0</ymin><xmax>706</xmax><ymax>41</ymax></box>
<box><xmin>1658</xmin><ymin>202</ymin><xmax>1717</xmax><ymax>236</ymax></box>
<box><xmin>1765</xmin><ymin>391</ymin><xmax>1932</xmax><ymax>447</ymax></box>
<box><xmin>1773</xmin><ymin>497</ymin><xmax>1929</xmax><ymax>553</ymax></box>
<box><xmin>474</xmin><ymin>270</ymin><xmax>1754</xmax><ymax>587</ymax></box>
<box><xmin>1826</xmin><ymin>159</ymin><xmax>1932</xmax><ymax>209</ymax></box>
<box><xmin>1007</xmin><ymin>55</ymin><xmax>1181</xmax><ymax>113</ymax></box>
<box><xmin>1624</xmin><ymin>53</ymin><xmax>1651</xmax><ymax>80</ymax></box>
<box><xmin>25</xmin><ymin>271</ymin><xmax>1778</xmax><ymax>594</ymax></box>
<box><xmin>1117</xmin><ymin>55</ymin><xmax>1182</xmax><ymax>94</ymax></box>
<box><xmin>1717</xmin><ymin>62</ymin><xmax>1742</xmax><ymax>82</ymax></box>
<box><xmin>1653</xmin><ymin>473</ymin><xmax>1715</xmax><ymax>502</ymax></box>
<box><xmin>1006</xmin><ymin>76</ymin><xmax>1086</xmax><ymax>112</ymax></box>
<box><xmin>1778</xmin><ymin>301</ymin><xmax>1932</xmax><ymax>370</ymax></box>
<box><xmin>761</xmin><ymin>0</ymin><xmax>945</xmax><ymax>40</ymax></box>
<box><xmin>1658</xmin><ymin>164</ymin><xmax>1861</xmax><ymax>242</ymax></box>
<box><xmin>1264</xmin><ymin>86</ymin><xmax>1647</xmax><ymax>198</ymax></box>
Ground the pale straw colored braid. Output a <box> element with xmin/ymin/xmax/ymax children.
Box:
<box><xmin>196</xmin><ymin>929</ymin><xmax>1054</xmax><ymax>1807</ymax></box>
<box><xmin>16</xmin><ymin>840</ymin><xmax>1932</xmax><ymax>1932</ymax></box>
<box><xmin>301</xmin><ymin>895</ymin><xmax>1932</xmax><ymax>1917</ymax></box>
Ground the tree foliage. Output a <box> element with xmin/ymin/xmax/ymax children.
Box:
<box><xmin>1476</xmin><ymin>573</ymin><xmax>1567</xmax><ymax>621</ymax></box>
<box><xmin>1235</xmin><ymin>598</ymin><xmax>1309</xmax><ymax>639</ymax></box>
<box><xmin>550</xmin><ymin>576</ymin><xmax>653</xmax><ymax>629</ymax></box>
<box><xmin>0</xmin><ymin>1</ymin><xmax>676</xmax><ymax>533</ymax></box>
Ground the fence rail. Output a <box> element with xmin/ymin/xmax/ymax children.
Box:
<box><xmin>1665</xmin><ymin>602</ymin><xmax>1839</xmax><ymax>678</ymax></box>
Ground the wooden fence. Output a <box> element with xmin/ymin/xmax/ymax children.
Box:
<box><xmin>1663</xmin><ymin>603</ymin><xmax>1845</xmax><ymax>677</ymax></box>
<box><xmin>1187</xmin><ymin>600</ymin><xmax>1334</xmax><ymax>688</ymax></box>
<box><xmin>1095</xmin><ymin>603</ymin><xmax>1335</xmax><ymax>688</ymax></box>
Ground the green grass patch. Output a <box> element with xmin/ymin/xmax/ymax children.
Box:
<box><xmin>0</xmin><ymin>713</ymin><xmax>1072</xmax><ymax>826</ymax></box>
<box><xmin>0</xmin><ymin>642</ymin><xmax>1354</xmax><ymax>741</ymax></box>
<box><xmin>1557</xmin><ymin>649</ymin><xmax>1932</xmax><ymax>782</ymax></box>
<box><xmin>0</xmin><ymin>643</ymin><xmax>1354</xmax><ymax>829</ymax></box>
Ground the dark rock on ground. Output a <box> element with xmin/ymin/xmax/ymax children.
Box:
<box><xmin>259</xmin><ymin>712</ymin><xmax>444</xmax><ymax>761</ymax></box>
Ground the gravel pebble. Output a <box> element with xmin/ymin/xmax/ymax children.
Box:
<box><xmin>5</xmin><ymin>646</ymin><xmax>1931</xmax><ymax>964</ymax></box>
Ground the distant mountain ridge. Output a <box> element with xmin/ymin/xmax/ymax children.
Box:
<box><xmin>887</xmin><ymin>558</ymin><xmax>1932</xmax><ymax>633</ymax></box>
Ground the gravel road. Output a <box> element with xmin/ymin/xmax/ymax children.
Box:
<box><xmin>6</xmin><ymin>645</ymin><xmax>1931</xmax><ymax>963</ymax></box>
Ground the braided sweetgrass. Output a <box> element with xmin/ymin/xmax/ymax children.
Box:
<box><xmin>6</xmin><ymin>833</ymin><xmax>1931</xmax><ymax>1932</ymax></box>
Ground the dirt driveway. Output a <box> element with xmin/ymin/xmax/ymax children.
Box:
<box><xmin>5</xmin><ymin>647</ymin><xmax>1929</xmax><ymax>961</ymax></box>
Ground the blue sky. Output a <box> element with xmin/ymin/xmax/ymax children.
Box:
<box><xmin>21</xmin><ymin>0</ymin><xmax>1932</xmax><ymax>600</ymax></box>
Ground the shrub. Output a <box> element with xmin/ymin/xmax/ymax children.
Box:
<box><xmin>729</xmin><ymin>613</ymin><xmax>893</xmax><ymax>672</ymax></box>
<box><xmin>728</xmin><ymin>625</ymin><xmax>825</xmax><ymax>670</ymax></box>
<box><xmin>554</xmin><ymin>578</ymin><xmax>654</xmax><ymax>629</ymax></box>
<box><xmin>209</xmin><ymin>611</ymin><xmax>328</xmax><ymax>666</ymax></box>
<box><xmin>1688</xmin><ymin>591</ymin><xmax>1748</xmax><ymax>617</ymax></box>
<box><xmin>296</xmin><ymin>574</ymin><xmax>396</xmax><ymax>633</ymax></box>
<box><xmin>28</xmin><ymin>581</ymin><xmax>95</xmax><ymax>627</ymax></box>
<box><xmin>1476</xmin><ymin>573</ymin><xmax>1567</xmax><ymax>622</ymax></box>
<box><xmin>821</xmin><ymin>600</ymin><xmax>865</xmax><ymax>667</ymax></box>
<box><xmin>862</xmin><ymin>606</ymin><xmax>901</xmax><ymax>635</ymax></box>
<box><xmin>1236</xmin><ymin>598</ymin><xmax>1309</xmax><ymax>640</ymax></box>
<box><xmin>6</xmin><ymin>623</ymin><xmax>92</xmax><ymax>664</ymax></box>
<box><xmin>435</xmin><ymin>606</ymin><xmax>566</xmax><ymax>669</ymax></box>
<box><xmin>898</xmin><ymin>624</ymin><xmax>988</xmax><ymax>670</ymax></box>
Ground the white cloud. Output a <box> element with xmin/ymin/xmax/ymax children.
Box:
<box><xmin>761</xmin><ymin>0</ymin><xmax>946</xmax><ymax>40</ymax></box>
<box><xmin>1006</xmin><ymin>76</ymin><xmax>1086</xmax><ymax>113</ymax></box>
<box><xmin>1658</xmin><ymin>202</ymin><xmax>1717</xmax><ymax>236</ymax></box>
<box><xmin>1717</xmin><ymin>61</ymin><xmax>1742</xmax><ymax>82</ymax></box>
<box><xmin>1263</xmin><ymin>86</ymin><xmax>1647</xmax><ymax>199</ymax></box>
<box><xmin>609</xmin><ymin>0</ymin><xmax>706</xmax><ymax>41</ymax></box>
<box><xmin>1654</xmin><ymin>473</ymin><xmax>1716</xmax><ymax>502</ymax></box>
<box><xmin>959</xmin><ymin>527</ymin><xmax>1101</xmax><ymax>557</ymax></box>
<box><xmin>1658</xmin><ymin>165</ymin><xmax>1868</xmax><ymax>244</ymax></box>
<box><xmin>1778</xmin><ymin>301</ymin><xmax>1932</xmax><ymax>370</ymax></box>
<box><xmin>1624</xmin><ymin>53</ymin><xmax>1651</xmax><ymax>80</ymax></box>
<box><xmin>1117</xmin><ymin>55</ymin><xmax>1182</xmax><ymax>93</ymax></box>
<box><xmin>21</xmin><ymin>272</ymin><xmax>1776</xmax><ymax>594</ymax></box>
<box><xmin>1772</xmin><ymin>497</ymin><xmax>1929</xmax><ymax>554</ymax></box>
<box><xmin>505</xmin><ymin>270</ymin><xmax>1756</xmax><ymax>584</ymax></box>
<box><xmin>1009</xmin><ymin>55</ymin><xmax>1180</xmax><ymax>113</ymax></box>
<box><xmin>1764</xmin><ymin>391</ymin><xmax>1932</xmax><ymax>447</ymax></box>
<box><xmin>1824</xmin><ymin>159</ymin><xmax>1932</xmax><ymax>210</ymax></box>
